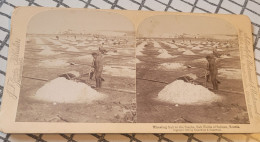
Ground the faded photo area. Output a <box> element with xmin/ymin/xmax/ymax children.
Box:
<box><xmin>16</xmin><ymin>10</ymin><xmax>136</xmax><ymax>123</ymax></box>
<box><xmin>136</xmin><ymin>15</ymin><xmax>249</xmax><ymax>124</ymax></box>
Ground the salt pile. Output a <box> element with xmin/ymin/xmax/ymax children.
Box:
<box><xmin>157</xmin><ymin>80</ymin><xmax>221</xmax><ymax>105</ymax></box>
<box><xmin>136</xmin><ymin>42</ymin><xmax>147</xmax><ymax>55</ymax></box>
<box><xmin>158</xmin><ymin>63</ymin><xmax>186</xmax><ymax>70</ymax></box>
<box><xmin>183</xmin><ymin>50</ymin><xmax>195</xmax><ymax>55</ymax></box>
<box><xmin>135</xmin><ymin>58</ymin><xmax>141</xmax><ymax>63</ymax></box>
<box><xmin>35</xmin><ymin>38</ymin><xmax>45</xmax><ymax>44</ymax></box>
<box><xmin>218</xmin><ymin>68</ymin><xmax>242</xmax><ymax>79</ymax></box>
<box><xmin>157</xmin><ymin>49</ymin><xmax>173</xmax><ymax>58</ymax></box>
<box><xmin>200</xmin><ymin>50</ymin><xmax>212</xmax><ymax>54</ymax></box>
<box><xmin>66</xmin><ymin>46</ymin><xmax>79</xmax><ymax>52</ymax></box>
<box><xmin>39</xmin><ymin>59</ymin><xmax>70</xmax><ymax>67</ymax></box>
<box><xmin>192</xmin><ymin>46</ymin><xmax>201</xmax><ymax>50</ymax></box>
<box><xmin>162</xmin><ymin>42</ymin><xmax>178</xmax><ymax>49</ymax></box>
<box><xmin>39</xmin><ymin>46</ymin><xmax>58</xmax><ymax>56</ymax></box>
<box><xmin>186</xmin><ymin>44</ymin><xmax>193</xmax><ymax>48</ymax></box>
<box><xmin>35</xmin><ymin>77</ymin><xmax>105</xmax><ymax>103</ymax></box>
<box><xmin>153</xmin><ymin>41</ymin><xmax>161</xmax><ymax>48</ymax></box>
<box><xmin>103</xmin><ymin>65</ymin><xmax>135</xmax><ymax>78</ymax></box>
<box><xmin>177</xmin><ymin>48</ymin><xmax>186</xmax><ymax>52</ymax></box>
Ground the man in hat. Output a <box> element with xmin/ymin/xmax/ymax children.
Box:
<box><xmin>206</xmin><ymin>55</ymin><xmax>219</xmax><ymax>90</ymax></box>
<box><xmin>91</xmin><ymin>51</ymin><xmax>104</xmax><ymax>88</ymax></box>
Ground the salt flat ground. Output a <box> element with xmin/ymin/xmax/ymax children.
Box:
<box><xmin>16</xmin><ymin>34</ymin><xmax>136</xmax><ymax>123</ymax></box>
<box><xmin>136</xmin><ymin>38</ymin><xmax>249</xmax><ymax>124</ymax></box>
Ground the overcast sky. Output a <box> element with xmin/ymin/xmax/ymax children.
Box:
<box><xmin>137</xmin><ymin>15</ymin><xmax>237</xmax><ymax>37</ymax></box>
<box><xmin>27</xmin><ymin>10</ymin><xmax>134</xmax><ymax>34</ymax></box>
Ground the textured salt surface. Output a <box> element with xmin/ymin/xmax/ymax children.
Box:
<box><xmin>157</xmin><ymin>80</ymin><xmax>221</xmax><ymax>105</ymax></box>
<box><xmin>35</xmin><ymin>77</ymin><xmax>105</xmax><ymax>103</ymax></box>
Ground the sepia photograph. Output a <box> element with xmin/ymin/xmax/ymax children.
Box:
<box><xmin>16</xmin><ymin>10</ymin><xmax>136</xmax><ymax>123</ymax></box>
<box><xmin>136</xmin><ymin>15</ymin><xmax>249</xmax><ymax>124</ymax></box>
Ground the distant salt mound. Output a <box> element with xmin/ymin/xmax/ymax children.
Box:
<box><xmin>39</xmin><ymin>47</ymin><xmax>58</xmax><ymax>56</ymax></box>
<box><xmin>219</xmin><ymin>68</ymin><xmax>242</xmax><ymax>80</ymax></box>
<box><xmin>135</xmin><ymin>58</ymin><xmax>141</xmax><ymax>63</ymax></box>
<box><xmin>157</xmin><ymin>80</ymin><xmax>221</xmax><ymax>105</ymax></box>
<box><xmin>162</xmin><ymin>42</ymin><xmax>178</xmax><ymax>49</ymax></box>
<box><xmin>136</xmin><ymin>42</ymin><xmax>147</xmax><ymax>55</ymax></box>
<box><xmin>177</xmin><ymin>48</ymin><xmax>186</xmax><ymax>52</ymax></box>
<box><xmin>153</xmin><ymin>41</ymin><xmax>161</xmax><ymax>48</ymax></box>
<box><xmin>103</xmin><ymin>65</ymin><xmax>135</xmax><ymax>78</ymax></box>
<box><xmin>35</xmin><ymin>77</ymin><xmax>106</xmax><ymax>103</ymax></box>
<box><xmin>66</xmin><ymin>46</ymin><xmax>79</xmax><ymax>52</ymax></box>
<box><xmin>157</xmin><ymin>49</ymin><xmax>173</xmax><ymax>58</ymax></box>
<box><xmin>186</xmin><ymin>44</ymin><xmax>193</xmax><ymax>48</ymax></box>
<box><xmin>39</xmin><ymin>59</ymin><xmax>70</xmax><ymax>67</ymax></box>
<box><xmin>200</xmin><ymin>50</ymin><xmax>212</xmax><ymax>54</ymax></box>
<box><xmin>192</xmin><ymin>46</ymin><xmax>201</xmax><ymax>50</ymax></box>
<box><xmin>158</xmin><ymin>63</ymin><xmax>186</xmax><ymax>70</ymax></box>
<box><xmin>183</xmin><ymin>50</ymin><xmax>195</xmax><ymax>55</ymax></box>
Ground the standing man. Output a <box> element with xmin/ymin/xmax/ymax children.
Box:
<box><xmin>206</xmin><ymin>55</ymin><xmax>219</xmax><ymax>90</ymax></box>
<box><xmin>91</xmin><ymin>51</ymin><xmax>104</xmax><ymax>88</ymax></box>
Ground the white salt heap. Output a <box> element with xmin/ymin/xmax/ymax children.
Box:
<box><xmin>158</xmin><ymin>63</ymin><xmax>186</xmax><ymax>70</ymax></box>
<box><xmin>161</xmin><ymin>42</ymin><xmax>178</xmax><ymax>49</ymax></box>
<box><xmin>153</xmin><ymin>41</ymin><xmax>161</xmax><ymax>48</ymax></box>
<box><xmin>157</xmin><ymin>49</ymin><xmax>173</xmax><ymax>58</ymax></box>
<box><xmin>135</xmin><ymin>58</ymin><xmax>141</xmax><ymax>63</ymax></box>
<box><xmin>157</xmin><ymin>80</ymin><xmax>221</xmax><ymax>105</ymax></box>
<box><xmin>35</xmin><ymin>77</ymin><xmax>106</xmax><ymax>103</ymax></box>
<box><xmin>183</xmin><ymin>50</ymin><xmax>195</xmax><ymax>55</ymax></box>
<box><xmin>136</xmin><ymin>42</ymin><xmax>147</xmax><ymax>55</ymax></box>
<box><xmin>200</xmin><ymin>50</ymin><xmax>212</xmax><ymax>54</ymax></box>
<box><xmin>177</xmin><ymin>48</ymin><xmax>186</xmax><ymax>52</ymax></box>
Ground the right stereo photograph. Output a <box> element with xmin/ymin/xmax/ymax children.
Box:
<box><xmin>136</xmin><ymin>15</ymin><xmax>249</xmax><ymax>124</ymax></box>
